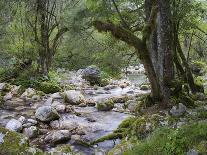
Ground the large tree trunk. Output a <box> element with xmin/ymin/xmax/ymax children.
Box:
<box><xmin>157</xmin><ymin>0</ymin><xmax>174</xmax><ymax>102</ymax></box>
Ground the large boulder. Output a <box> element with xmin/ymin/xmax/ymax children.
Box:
<box><xmin>64</xmin><ymin>90</ymin><xmax>85</xmax><ymax>105</ymax></box>
<box><xmin>35</xmin><ymin>106</ymin><xmax>60</xmax><ymax>122</ymax></box>
<box><xmin>5</xmin><ymin>119</ymin><xmax>22</xmax><ymax>132</ymax></box>
<box><xmin>82</xmin><ymin>66</ymin><xmax>101</xmax><ymax>85</ymax></box>
<box><xmin>44</xmin><ymin>130</ymin><xmax>71</xmax><ymax>144</ymax></box>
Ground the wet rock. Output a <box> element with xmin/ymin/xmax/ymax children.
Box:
<box><xmin>22</xmin><ymin>123</ymin><xmax>33</xmax><ymax>128</ymax></box>
<box><xmin>96</xmin><ymin>90</ymin><xmax>111</xmax><ymax>94</ymax></box>
<box><xmin>5</xmin><ymin>119</ymin><xmax>22</xmax><ymax>132</ymax></box>
<box><xmin>3</xmin><ymin>92</ymin><xmax>13</xmax><ymax>101</ymax></box>
<box><xmin>170</xmin><ymin>103</ymin><xmax>187</xmax><ymax>117</ymax></box>
<box><xmin>97</xmin><ymin>99</ymin><xmax>114</xmax><ymax>111</ymax></box>
<box><xmin>44</xmin><ymin>130</ymin><xmax>71</xmax><ymax>144</ymax></box>
<box><xmin>35</xmin><ymin>106</ymin><xmax>60</xmax><ymax>122</ymax></box>
<box><xmin>64</xmin><ymin>90</ymin><xmax>85</xmax><ymax>105</ymax></box>
<box><xmin>103</xmin><ymin>85</ymin><xmax>117</xmax><ymax>91</ymax></box>
<box><xmin>82</xmin><ymin>66</ymin><xmax>101</xmax><ymax>85</ymax></box>
<box><xmin>140</xmin><ymin>84</ymin><xmax>150</xmax><ymax>90</ymax></box>
<box><xmin>52</xmin><ymin>101</ymin><xmax>66</xmax><ymax>113</ymax></box>
<box><xmin>23</xmin><ymin>126</ymin><xmax>38</xmax><ymax>138</ymax></box>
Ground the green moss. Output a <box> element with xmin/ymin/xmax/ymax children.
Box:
<box><xmin>90</xmin><ymin>133</ymin><xmax>123</xmax><ymax>145</ymax></box>
<box><xmin>0</xmin><ymin>127</ymin><xmax>29</xmax><ymax>155</ymax></box>
<box><xmin>118</xmin><ymin>117</ymin><xmax>136</xmax><ymax>129</ymax></box>
<box><xmin>97</xmin><ymin>99</ymin><xmax>114</xmax><ymax>111</ymax></box>
<box><xmin>38</xmin><ymin>81</ymin><xmax>61</xmax><ymax>94</ymax></box>
<box><xmin>124</xmin><ymin>122</ymin><xmax>207</xmax><ymax>155</ymax></box>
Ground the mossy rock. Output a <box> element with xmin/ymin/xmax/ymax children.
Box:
<box><xmin>96</xmin><ymin>99</ymin><xmax>114</xmax><ymax>111</ymax></box>
<box><xmin>52</xmin><ymin>144</ymin><xmax>77</xmax><ymax>155</ymax></box>
<box><xmin>38</xmin><ymin>81</ymin><xmax>61</xmax><ymax>94</ymax></box>
<box><xmin>0</xmin><ymin>127</ymin><xmax>29</xmax><ymax>155</ymax></box>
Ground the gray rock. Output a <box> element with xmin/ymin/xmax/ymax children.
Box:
<box><xmin>22</xmin><ymin>123</ymin><xmax>33</xmax><ymax>128</ymax></box>
<box><xmin>52</xmin><ymin>101</ymin><xmax>66</xmax><ymax>113</ymax></box>
<box><xmin>20</xmin><ymin>88</ymin><xmax>36</xmax><ymax>99</ymax></box>
<box><xmin>0</xmin><ymin>83</ymin><xmax>6</xmax><ymax>90</ymax></box>
<box><xmin>186</xmin><ymin>149</ymin><xmax>198</xmax><ymax>155</ymax></box>
<box><xmin>27</xmin><ymin>119</ymin><xmax>38</xmax><ymax>125</ymax></box>
<box><xmin>6</xmin><ymin>119</ymin><xmax>22</xmax><ymax>132</ymax></box>
<box><xmin>3</xmin><ymin>92</ymin><xmax>13</xmax><ymax>101</ymax></box>
<box><xmin>64</xmin><ymin>90</ymin><xmax>85</xmax><ymax>105</ymax></box>
<box><xmin>0</xmin><ymin>133</ymin><xmax>5</xmax><ymax>144</ymax></box>
<box><xmin>17</xmin><ymin>116</ymin><xmax>26</xmax><ymax>124</ymax></box>
<box><xmin>51</xmin><ymin>92</ymin><xmax>62</xmax><ymax>99</ymax></box>
<box><xmin>44</xmin><ymin>130</ymin><xmax>71</xmax><ymax>144</ymax></box>
<box><xmin>170</xmin><ymin>103</ymin><xmax>187</xmax><ymax>117</ymax></box>
<box><xmin>82</xmin><ymin>66</ymin><xmax>101</xmax><ymax>85</ymax></box>
<box><xmin>44</xmin><ymin>97</ymin><xmax>53</xmax><ymax>105</ymax></box>
<box><xmin>127</xmin><ymin>100</ymin><xmax>137</xmax><ymax>113</ymax></box>
<box><xmin>23</xmin><ymin>126</ymin><xmax>38</xmax><ymax>138</ymax></box>
<box><xmin>35</xmin><ymin>106</ymin><xmax>60</xmax><ymax>122</ymax></box>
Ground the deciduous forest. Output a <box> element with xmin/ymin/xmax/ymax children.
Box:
<box><xmin>0</xmin><ymin>0</ymin><xmax>207</xmax><ymax>155</ymax></box>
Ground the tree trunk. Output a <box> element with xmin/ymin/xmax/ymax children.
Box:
<box><xmin>157</xmin><ymin>0</ymin><xmax>174</xmax><ymax>102</ymax></box>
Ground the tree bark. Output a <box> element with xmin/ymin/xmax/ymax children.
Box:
<box><xmin>157</xmin><ymin>0</ymin><xmax>174</xmax><ymax>102</ymax></box>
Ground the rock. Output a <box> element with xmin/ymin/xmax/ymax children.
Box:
<box><xmin>50</xmin><ymin>120</ymin><xmax>60</xmax><ymax>129</ymax></box>
<box><xmin>0</xmin><ymin>83</ymin><xmax>6</xmax><ymax>90</ymax></box>
<box><xmin>27</xmin><ymin>119</ymin><xmax>38</xmax><ymax>125</ymax></box>
<box><xmin>52</xmin><ymin>101</ymin><xmax>66</xmax><ymax>113</ymax></box>
<box><xmin>97</xmin><ymin>99</ymin><xmax>114</xmax><ymax>111</ymax></box>
<box><xmin>195</xmin><ymin>93</ymin><xmax>205</xmax><ymax>101</ymax></box>
<box><xmin>127</xmin><ymin>100</ymin><xmax>137</xmax><ymax>113</ymax></box>
<box><xmin>82</xmin><ymin>66</ymin><xmax>101</xmax><ymax>85</ymax></box>
<box><xmin>51</xmin><ymin>92</ymin><xmax>62</xmax><ymax>99</ymax></box>
<box><xmin>44</xmin><ymin>130</ymin><xmax>71</xmax><ymax>144</ymax></box>
<box><xmin>170</xmin><ymin>103</ymin><xmax>187</xmax><ymax>117</ymax></box>
<box><xmin>64</xmin><ymin>90</ymin><xmax>85</xmax><ymax>105</ymax></box>
<box><xmin>5</xmin><ymin>119</ymin><xmax>22</xmax><ymax>132</ymax></box>
<box><xmin>112</xmin><ymin>96</ymin><xmax>129</xmax><ymax>103</ymax></box>
<box><xmin>51</xmin><ymin>144</ymin><xmax>74</xmax><ymax>154</ymax></box>
<box><xmin>85</xmin><ymin>98</ymin><xmax>96</xmax><ymax>106</ymax></box>
<box><xmin>103</xmin><ymin>85</ymin><xmax>117</xmax><ymax>91</ymax></box>
<box><xmin>35</xmin><ymin>106</ymin><xmax>60</xmax><ymax>122</ymax></box>
<box><xmin>23</xmin><ymin>126</ymin><xmax>38</xmax><ymax>138</ymax></box>
<box><xmin>31</xmin><ymin>95</ymin><xmax>40</xmax><ymax>101</ymax></box>
<box><xmin>65</xmin><ymin>105</ymin><xmax>74</xmax><ymax>113</ymax></box>
<box><xmin>70</xmin><ymin>135</ymin><xmax>81</xmax><ymax>145</ymax></box>
<box><xmin>0</xmin><ymin>127</ymin><xmax>29</xmax><ymax>154</ymax></box>
<box><xmin>187</xmin><ymin>149</ymin><xmax>198</xmax><ymax>155</ymax></box>
<box><xmin>44</xmin><ymin>97</ymin><xmax>53</xmax><ymax>105</ymax></box>
<box><xmin>18</xmin><ymin>116</ymin><xmax>26</xmax><ymax>124</ymax></box>
<box><xmin>22</xmin><ymin>123</ymin><xmax>33</xmax><ymax>128</ymax></box>
<box><xmin>59</xmin><ymin>120</ymin><xmax>79</xmax><ymax>131</ymax></box>
<box><xmin>3</xmin><ymin>92</ymin><xmax>13</xmax><ymax>101</ymax></box>
<box><xmin>20</xmin><ymin>88</ymin><xmax>36</xmax><ymax>99</ymax></box>
<box><xmin>140</xmin><ymin>84</ymin><xmax>150</xmax><ymax>90</ymax></box>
